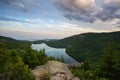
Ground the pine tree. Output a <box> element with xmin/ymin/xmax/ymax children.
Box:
<box><xmin>98</xmin><ymin>41</ymin><xmax>120</xmax><ymax>80</ymax></box>
<box><xmin>9</xmin><ymin>63</ymin><xmax>35</xmax><ymax>80</ymax></box>
<box><xmin>83</xmin><ymin>60</ymin><xmax>90</xmax><ymax>71</ymax></box>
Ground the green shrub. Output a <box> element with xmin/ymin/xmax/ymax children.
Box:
<box><xmin>9</xmin><ymin>63</ymin><xmax>35</xmax><ymax>80</ymax></box>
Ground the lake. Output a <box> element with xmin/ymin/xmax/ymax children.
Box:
<box><xmin>31</xmin><ymin>43</ymin><xmax>80</xmax><ymax>65</ymax></box>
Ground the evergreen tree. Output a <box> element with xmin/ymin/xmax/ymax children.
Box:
<box><xmin>83</xmin><ymin>60</ymin><xmax>90</xmax><ymax>71</ymax></box>
<box><xmin>98</xmin><ymin>42</ymin><xmax>120</xmax><ymax>80</ymax></box>
<box><xmin>9</xmin><ymin>63</ymin><xmax>35</xmax><ymax>80</ymax></box>
<box><xmin>0</xmin><ymin>48</ymin><xmax>35</xmax><ymax>80</ymax></box>
<box><xmin>22</xmin><ymin>46</ymin><xmax>39</xmax><ymax>68</ymax></box>
<box><xmin>37</xmin><ymin>49</ymin><xmax>48</xmax><ymax>65</ymax></box>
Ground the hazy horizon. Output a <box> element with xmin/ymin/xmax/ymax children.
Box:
<box><xmin>0</xmin><ymin>0</ymin><xmax>120</xmax><ymax>40</ymax></box>
<box><xmin>1</xmin><ymin>31</ymin><xmax>120</xmax><ymax>40</ymax></box>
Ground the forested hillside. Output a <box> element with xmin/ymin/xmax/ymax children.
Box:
<box><xmin>0</xmin><ymin>36</ymin><xmax>30</xmax><ymax>50</ymax></box>
<box><xmin>0</xmin><ymin>32</ymin><xmax>120</xmax><ymax>80</ymax></box>
<box><xmin>33</xmin><ymin>31</ymin><xmax>120</xmax><ymax>66</ymax></box>
<box><xmin>32</xmin><ymin>31</ymin><xmax>120</xmax><ymax>80</ymax></box>
<box><xmin>0</xmin><ymin>36</ymin><xmax>55</xmax><ymax>80</ymax></box>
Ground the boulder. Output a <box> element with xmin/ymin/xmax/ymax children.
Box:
<box><xmin>32</xmin><ymin>61</ymin><xmax>80</xmax><ymax>80</ymax></box>
<box><xmin>72</xmin><ymin>77</ymin><xmax>80</xmax><ymax>80</ymax></box>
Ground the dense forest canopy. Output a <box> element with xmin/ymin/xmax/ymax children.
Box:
<box><xmin>0</xmin><ymin>31</ymin><xmax>120</xmax><ymax>80</ymax></box>
<box><xmin>0</xmin><ymin>36</ymin><xmax>55</xmax><ymax>80</ymax></box>
<box><xmin>33</xmin><ymin>31</ymin><xmax>120</xmax><ymax>66</ymax></box>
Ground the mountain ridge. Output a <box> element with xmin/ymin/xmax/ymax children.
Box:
<box><xmin>1</xmin><ymin>31</ymin><xmax>120</xmax><ymax>67</ymax></box>
<box><xmin>32</xmin><ymin>31</ymin><xmax>120</xmax><ymax>67</ymax></box>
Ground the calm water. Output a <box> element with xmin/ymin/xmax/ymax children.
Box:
<box><xmin>31</xmin><ymin>43</ymin><xmax>80</xmax><ymax>65</ymax></box>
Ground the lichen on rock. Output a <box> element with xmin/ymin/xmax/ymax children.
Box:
<box><xmin>32</xmin><ymin>61</ymin><xmax>80</xmax><ymax>80</ymax></box>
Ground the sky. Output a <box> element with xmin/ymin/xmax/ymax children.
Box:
<box><xmin>0</xmin><ymin>0</ymin><xmax>120</xmax><ymax>40</ymax></box>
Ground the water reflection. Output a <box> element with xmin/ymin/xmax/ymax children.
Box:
<box><xmin>31</xmin><ymin>43</ymin><xmax>80</xmax><ymax>65</ymax></box>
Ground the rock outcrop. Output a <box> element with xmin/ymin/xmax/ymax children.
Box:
<box><xmin>32</xmin><ymin>61</ymin><xmax>80</xmax><ymax>80</ymax></box>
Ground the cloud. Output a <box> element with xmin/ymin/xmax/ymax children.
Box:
<box><xmin>51</xmin><ymin>0</ymin><xmax>120</xmax><ymax>23</ymax></box>
<box><xmin>0</xmin><ymin>16</ymin><xmax>29</xmax><ymax>23</ymax></box>
<box><xmin>52</xmin><ymin>0</ymin><xmax>96</xmax><ymax>23</ymax></box>
<box><xmin>0</xmin><ymin>0</ymin><xmax>40</xmax><ymax>12</ymax></box>
<box><xmin>0</xmin><ymin>0</ymin><xmax>15</xmax><ymax>4</ymax></box>
<box><xmin>96</xmin><ymin>0</ymin><xmax>120</xmax><ymax>21</ymax></box>
<box><xmin>0</xmin><ymin>0</ymin><xmax>28</xmax><ymax>12</ymax></box>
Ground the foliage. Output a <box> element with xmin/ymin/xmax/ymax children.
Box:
<box><xmin>96</xmin><ymin>41</ymin><xmax>120</xmax><ymax>80</ymax></box>
<box><xmin>82</xmin><ymin>60</ymin><xmax>90</xmax><ymax>71</ymax></box>
<box><xmin>0</xmin><ymin>36</ymin><xmax>30</xmax><ymax>50</ymax></box>
<box><xmin>70</xmin><ymin>66</ymin><xmax>94</xmax><ymax>80</ymax></box>
<box><xmin>21</xmin><ymin>46</ymin><xmax>39</xmax><ymax>68</ymax></box>
<box><xmin>70</xmin><ymin>41</ymin><xmax>120</xmax><ymax>80</ymax></box>
<box><xmin>22</xmin><ymin>47</ymin><xmax>56</xmax><ymax>69</ymax></box>
<box><xmin>0</xmin><ymin>48</ymin><xmax>35</xmax><ymax>80</ymax></box>
<box><xmin>9</xmin><ymin>63</ymin><xmax>35</xmax><ymax>80</ymax></box>
<box><xmin>33</xmin><ymin>31</ymin><xmax>120</xmax><ymax>68</ymax></box>
<box><xmin>0</xmin><ymin>36</ymin><xmax>55</xmax><ymax>79</ymax></box>
<box><xmin>36</xmin><ymin>49</ymin><xmax>48</xmax><ymax>65</ymax></box>
<box><xmin>1</xmin><ymin>32</ymin><xmax>120</xmax><ymax>80</ymax></box>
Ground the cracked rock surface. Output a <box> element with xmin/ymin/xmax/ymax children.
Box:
<box><xmin>32</xmin><ymin>61</ymin><xmax>80</xmax><ymax>80</ymax></box>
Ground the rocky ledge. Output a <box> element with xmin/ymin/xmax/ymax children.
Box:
<box><xmin>32</xmin><ymin>61</ymin><xmax>80</xmax><ymax>80</ymax></box>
